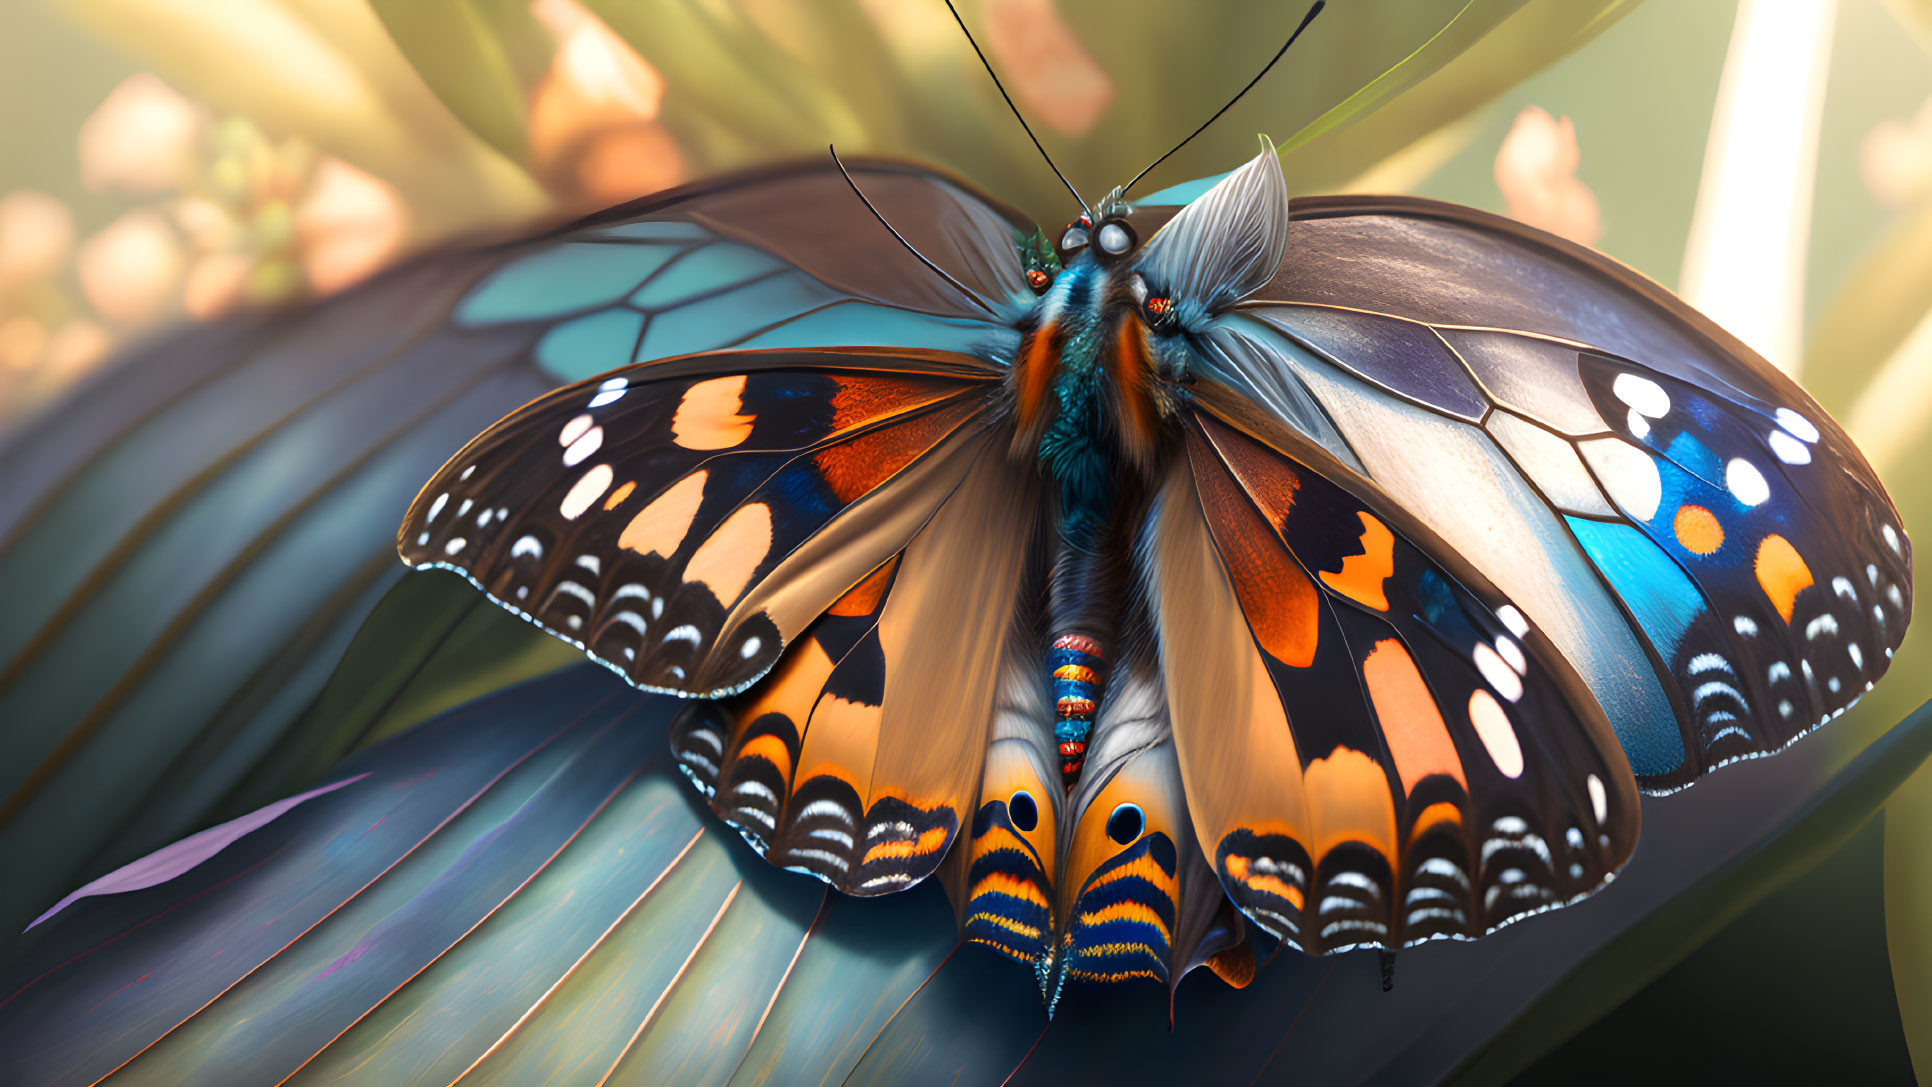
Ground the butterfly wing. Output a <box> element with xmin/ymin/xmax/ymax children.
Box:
<box><xmin>1202</xmin><ymin>193</ymin><xmax>1911</xmax><ymax>792</ymax></box>
<box><xmin>0</xmin><ymin>156</ymin><xmax>1031</xmax><ymax>934</ymax></box>
<box><xmin>663</xmin><ymin>439</ymin><xmax>1044</xmax><ymax>896</ymax></box>
<box><xmin>1150</xmin><ymin>389</ymin><xmax>1641</xmax><ymax>955</ymax></box>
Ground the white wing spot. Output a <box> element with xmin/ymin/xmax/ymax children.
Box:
<box><xmin>588</xmin><ymin>376</ymin><xmax>629</xmax><ymax>409</ymax></box>
<box><xmin>511</xmin><ymin>535</ymin><xmax>543</xmax><ymax>559</ymax></box>
<box><xmin>1725</xmin><ymin>458</ymin><xmax>1770</xmax><ymax>507</ymax></box>
<box><xmin>559</xmin><ymin>413</ymin><xmax>594</xmax><ymax>447</ymax></box>
<box><xmin>427</xmin><ymin>492</ymin><xmax>448</xmax><ymax>523</ymax></box>
<box><xmin>1734</xmin><ymin>615</ymin><xmax>1758</xmax><ymax>636</ymax></box>
<box><xmin>459</xmin><ymin>464</ymin><xmax>476</xmax><ymax>481</ymax></box>
<box><xmin>1473</xmin><ymin>643</ymin><xmax>1524</xmax><ymax>701</ymax></box>
<box><xmin>1774</xmin><ymin>407</ymin><xmax>1820</xmax><ymax>443</ymax></box>
<box><xmin>1612</xmin><ymin>373</ymin><xmax>1670</xmax><ymax>417</ymax></box>
<box><xmin>1496</xmin><ymin>604</ymin><xmax>1530</xmax><ymax>638</ymax></box>
<box><xmin>1494</xmin><ymin>636</ymin><xmax>1527</xmax><ymax>675</ymax></box>
<box><xmin>563</xmin><ymin>426</ymin><xmax>604</xmax><ymax>468</ymax></box>
<box><xmin>1849</xmin><ymin>643</ymin><xmax>1864</xmax><ymax>670</ymax></box>
<box><xmin>1587</xmin><ymin>774</ymin><xmax>1608</xmax><ymax>824</ymax></box>
<box><xmin>1768</xmin><ymin>429</ymin><xmax>1811</xmax><ymax>465</ymax></box>
<box><xmin>1884</xmin><ymin>524</ymin><xmax>1901</xmax><ymax>554</ymax></box>
<box><xmin>740</xmin><ymin>636</ymin><xmax>762</xmax><ymax>659</ymax></box>
<box><xmin>444</xmin><ymin>537</ymin><xmax>466</xmax><ymax>555</ymax></box>
<box><xmin>1627</xmin><ymin>408</ymin><xmax>1651</xmax><ymax>440</ymax></box>
<box><xmin>559</xmin><ymin>464</ymin><xmax>613</xmax><ymax>520</ymax></box>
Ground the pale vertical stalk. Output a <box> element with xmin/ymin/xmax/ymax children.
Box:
<box><xmin>1847</xmin><ymin>305</ymin><xmax>1932</xmax><ymax>473</ymax></box>
<box><xmin>1678</xmin><ymin>0</ymin><xmax>1837</xmax><ymax>377</ymax></box>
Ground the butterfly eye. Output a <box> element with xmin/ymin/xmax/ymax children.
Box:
<box><xmin>1096</xmin><ymin>220</ymin><xmax>1136</xmax><ymax>256</ymax></box>
<box><xmin>1025</xmin><ymin>268</ymin><xmax>1053</xmax><ymax>295</ymax></box>
<box><xmin>1008</xmin><ymin>789</ymin><xmax>1039</xmax><ymax>831</ymax></box>
<box><xmin>1105</xmin><ymin>802</ymin><xmax>1145</xmax><ymax>844</ymax></box>
<box><xmin>1060</xmin><ymin>224</ymin><xmax>1090</xmax><ymax>252</ymax></box>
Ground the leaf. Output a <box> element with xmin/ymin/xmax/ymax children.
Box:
<box><xmin>214</xmin><ymin>568</ymin><xmax>578</xmax><ymax>820</ymax></box>
<box><xmin>567</xmin><ymin>0</ymin><xmax>1638</xmax><ymax>223</ymax></box>
<box><xmin>368</xmin><ymin>0</ymin><xmax>532</xmax><ymax>165</ymax></box>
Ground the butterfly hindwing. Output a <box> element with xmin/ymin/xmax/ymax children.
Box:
<box><xmin>1150</xmin><ymin>393</ymin><xmax>1640</xmax><ymax>955</ymax></box>
<box><xmin>398</xmin><ymin>347</ymin><xmax>1003</xmax><ymax>698</ymax></box>
<box><xmin>666</xmin><ymin>442</ymin><xmax>1043</xmax><ymax>896</ymax></box>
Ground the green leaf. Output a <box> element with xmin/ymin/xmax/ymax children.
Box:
<box><xmin>218</xmin><ymin>568</ymin><xmax>579</xmax><ymax>818</ymax></box>
<box><xmin>1446</xmin><ymin>698</ymin><xmax>1932</xmax><ymax>1086</ymax></box>
<box><xmin>568</xmin><ymin>0</ymin><xmax>1640</xmax><ymax>223</ymax></box>
<box><xmin>369</xmin><ymin>0</ymin><xmax>532</xmax><ymax>165</ymax></box>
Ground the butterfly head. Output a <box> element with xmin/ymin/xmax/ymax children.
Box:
<box><xmin>1013</xmin><ymin>142</ymin><xmax>1289</xmax><ymax>475</ymax></box>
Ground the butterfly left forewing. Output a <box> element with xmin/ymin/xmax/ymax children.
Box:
<box><xmin>398</xmin><ymin>347</ymin><xmax>1000</xmax><ymax>698</ymax></box>
<box><xmin>1151</xmin><ymin>396</ymin><xmax>1640</xmax><ymax>955</ymax></box>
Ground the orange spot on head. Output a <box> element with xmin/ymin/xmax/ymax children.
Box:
<box><xmin>1303</xmin><ymin>747</ymin><xmax>1397</xmax><ymax>863</ymax></box>
<box><xmin>604</xmin><ymin>480</ymin><xmax>636</xmax><ymax>510</ymax></box>
<box><xmin>672</xmin><ymin>375</ymin><xmax>754</xmax><ymax>450</ymax></box>
<box><xmin>735</xmin><ymin>733</ymin><xmax>794</xmax><ymax>785</ymax></box>
<box><xmin>1319</xmin><ymin>512</ymin><xmax>1395</xmax><ymax>611</ymax></box>
<box><xmin>1756</xmin><ymin>533</ymin><xmax>1814</xmax><ymax>623</ymax></box>
<box><xmin>683</xmin><ymin>501</ymin><xmax>773</xmax><ymax>605</ymax></box>
<box><xmin>618</xmin><ymin>471</ymin><xmax>706</xmax><ymax>558</ymax></box>
<box><xmin>1362</xmin><ymin>639</ymin><xmax>1466</xmax><ymax>794</ymax></box>
<box><xmin>826</xmin><ymin>555</ymin><xmax>898</xmax><ymax>617</ymax></box>
<box><xmin>1673</xmin><ymin>504</ymin><xmax>1724</xmax><ymax>555</ymax></box>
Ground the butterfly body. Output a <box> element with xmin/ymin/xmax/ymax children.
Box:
<box><xmin>396</xmin><ymin>147</ymin><xmax>1910</xmax><ymax>1011</ymax></box>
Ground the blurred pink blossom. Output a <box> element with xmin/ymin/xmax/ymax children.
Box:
<box><xmin>984</xmin><ymin>0</ymin><xmax>1112</xmax><ymax>137</ymax></box>
<box><xmin>1494</xmin><ymin>105</ymin><xmax>1601</xmax><ymax>246</ymax></box>
<box><xmin>294</xmin><ymin>156</ymin><xmax>406</xmax><ymax>294</ymax></box>
<box><xmin>528</xmin><ymin>0</ymin><xmax>682</xmax><ymax>204</ymax></box>
<box><xmin>79</xmin><ymin>74</ymin><xmax>207</xmax><ymax>194</ymax></box>
<box><xmin>77</xmin><ymin>208</ymin><xmax>186</xmax><ymax>325</ymax></box>
<box><xmin>1861</xmin><ymin>96</ymin><xmax>1932</xmax><ymax>210</ymax></box>
<box><xmin>0</xmin><ymin>191</ymin><xmax>74</xmax><ymax>297</ymax></box>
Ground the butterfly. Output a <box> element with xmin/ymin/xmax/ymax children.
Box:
<box><xmin>394</xmin><ymin>13</ymin><xmax>1912</xmax><ymax>1011</ymax></box>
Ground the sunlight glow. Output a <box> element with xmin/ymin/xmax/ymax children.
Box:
<box><xmin>1678</xmin><ymin>0</ymin><xmax>1837</xmax><ymax>377</ymax></box>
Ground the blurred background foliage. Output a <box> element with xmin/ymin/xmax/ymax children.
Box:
<box><xmin>1</xmin><ymin>0</ymin><xmax>1930</xmax><ymax>1081</ymax></box>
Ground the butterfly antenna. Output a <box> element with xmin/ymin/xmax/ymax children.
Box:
<box><xmin>1119</xmin><ymin>0</ymin><xmax>1325</xmax><ymax>197</ymax></box>
<box><xmin>942</xmin><ymin>0</ymin><xmax>1092</xmax><ymax>221</ymax></box>
<box><xmin>829</xmin><ymin>146</ymin><xmax>1002</xmax><ymax>318</ymax></box>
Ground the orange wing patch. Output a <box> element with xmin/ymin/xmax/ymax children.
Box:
<box><xmin>1304</xmin><ymin>746</ymin><xmax>1397</xmax><ymax>864</ymax></box>
<box><xmin>1756</xmin><ymin>532</ymin><xmax>1814</xmax><ymax>623</ymax></box>
<box><xmin>682</xmin><ymin>501</ymin><xmax>773</xmax><ymax>606</ymax></box>
<box><xmin>1318</xmin><ymin>512</ymin><xmax>1395</xmax><ymax>611</ymax></box>
<box><xmin>815</xmin><ymin>398</ymin><xmax>981</xmax><ymax>504</ymax></box>
<box><xmin>672</xmin><ymin>375</ymin><xmax>755</xmax><ymax>450</ymax></box>
<box><xmin>1362</xmin><ymin>638</ymin><xmax>1466</xmax><ymax>794</ymax></box>
<box><xmin>618</xmin><ymin>471</ymin><xmax>706</xmax><ymax>558</ymax></box>
<box><xmin>1673</xmin><ymin>504</ymin><xmax>1724</xmax><ymax>555</ymax></box>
